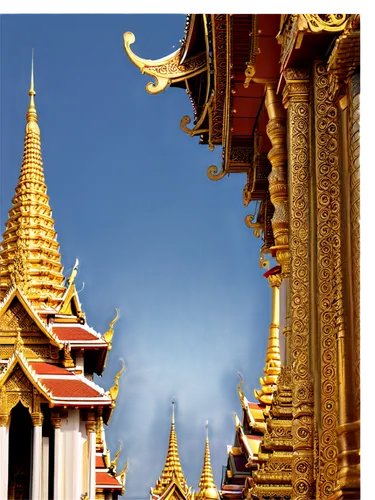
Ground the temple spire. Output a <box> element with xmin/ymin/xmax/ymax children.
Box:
<box><xmin>196</xmin><ymin>421</ymin><xmax>218</xmax><ymax>499</ymax></box>
<box><xmin>151</xmin><ymin>401</ymin><xmax>189</xmax><ymax>496</ymax></box>
<box><xmin>0</xmin><ymin>55</ymin><xmax>66</xmax><ymax>309</ymax></box>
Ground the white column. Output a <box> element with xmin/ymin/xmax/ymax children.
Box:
<box><xmin>63</xmin><ymin>409</ymin><xmax>82</xmax><ymax>499</ymax></box>
<box><xmin>87</xmin><ymin>414</ymin><xmax>97</xmax><ymax>500</ymax></box>
<box><xmin>41</xmin><ymin>436</ymin><xmax>49</xmax><ymax>500</ymax></box>
<box><xmin>31</xmin><ymin>412</ymin><xmax>43</xmax><ymax>500</ymax></box>
<box><xmin>0</xmin><ymin>416</ymin><xmax>9</xmax><ymax>499</ymax></box>
<box><xmin>51</xmin><ymin>412</ymin><xmax>62</xmax><ymax>500</ymax></box>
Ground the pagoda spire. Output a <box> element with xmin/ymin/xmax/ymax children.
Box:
<box><xmin>152</xmin><ymin>400</ymin><xmax>189</xmax><ymax>496</ymax></box>
<box><xmin>0</xmin><ymin>54</ymin><xmax>66</xmax><ymax>310</ymax></box>
<box><xmin>196</xmin><ymin>421</ymin><xmax>219</xmax><ymax>500</ymax></box>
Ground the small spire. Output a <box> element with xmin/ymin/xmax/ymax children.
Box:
<box><xmin>152</xmin><ymin>401</ymin><xmax>189</xmax><ymax>496</ymax></box>
<box><xmin>197</xmin><ymin>421</ymin><xmax>218</xmax><ymax>499</ymax></box>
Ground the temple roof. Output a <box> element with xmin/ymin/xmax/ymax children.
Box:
<box><xmin>151</xmin><ymin>402</ymin><xmax>191</xmax><ymax>499</ymax></box>
<box><xmin>0</xmin><ymin>351</ymin><xmax>113</xmax><ymax>411</ymax></box>
<box><xmin>0</xmin><ymin>56</ymin><xmax>66</xmax><ymax>309</ymax></box>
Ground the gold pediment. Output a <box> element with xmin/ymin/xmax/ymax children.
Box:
<box><xmin>0</xmin><ymin>297</ymin><xmax>41</xmax><ymax>333</ymax></box>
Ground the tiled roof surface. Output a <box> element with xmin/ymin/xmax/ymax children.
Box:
<box><xmin>42</xmin><ymin>379</ymin><xmax>102</xmax><ymax>398</ymax></box>
<box><xmin>96</xmin><ymin>455</ymin><xmax>107</xmax><ymax>468</ymax></box>
<box><xmin>96</xmin><ymin>472</ymin><xmax>122</xmax><ymax>488</ymax></box>
<box><xmin>29</xmin><ymin>362</ymin><xmax>70</xmax><ymax>375</ymax></box>
<box><xmin>53</xmin><ymin>326</ymin><xmax>102</xmax><ymax>342</ymax></box>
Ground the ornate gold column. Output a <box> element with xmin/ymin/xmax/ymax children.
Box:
<box><xmin>254</xmin><ymin>270</ymin><xmax>282</xmax><ymax>410</ymax></box>
<box><xmin>313</xmin><ymin>62</ymin><xmax>342</xmax><ymax>499</ymax></box>
<box><xmin>283</xmin><ymin>68</ymin><xmax>314</xmax><ymax>500</ymax></box>
<box><xmin>265</xmin><ymin>84</ymin><xmax>290</xmax><ymax>278</ymax></box>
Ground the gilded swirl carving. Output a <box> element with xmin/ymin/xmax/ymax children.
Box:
<box><xmin>284</xmin><ymin>68</ymin><xmax>314</xmax><ymax>500</ymax></box>
<box><xmin>349</xmin><ymin>73</ymin><xmax>360</xmax><ymax>417</ymax></box>
<box><xmin>313</xmin><ymin>62</ymin><xmax>340</xmax><ymax>498</ymax></box>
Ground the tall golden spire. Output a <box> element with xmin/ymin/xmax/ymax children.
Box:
<box><xmin>196</xmin><ymin>421</ymin><xmax>218</xmax><ymax>500</ymax></box>
<box><xmin>0</xmin><ymin>53</ymin><xmax>66</xmax><ymax>310</ymax></box>
<box><xmin>254</xmin><ymin>267</ymin><xmax>282</xmax><ymax>408</ymax></box>
<box><xmin>152</xmin><ymin>401</ymin><xmax>189</xmax><ymax>496</ymax></box>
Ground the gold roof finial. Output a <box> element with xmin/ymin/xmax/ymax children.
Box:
<box><xmin>197</xmin><ymin>421</ymin><xmax>218</xmax><ymax>500</ymax></box>
<box><xmin>26</xmin><ymin>49</ymin><xmax>39</xmax><ymax>133</ymax></box>
<box><xmin>254</xmin><ymin>267</ymin><xmax>282</xmax><ymax>407</ymax></box>
<box><xmin>66</xmin><ymin>258</ymin><xmax>79</xmax><ymax>287</ymax></box>
<box><xmin>108</xmin><ymin>359</ymin><xmax>125</xmax><ymax>404</ymax></box>
<box><xmin>152</xmin><ymin>400</ymin><xmax>190</xmax><ymax>496</ymax></box>
<box><xmin>103</xmin><ymin>308</ymin><xmax>119</xmax><ymax>349</ymax></box>
<box><xmin>109</xmin><ymin>440</ymin><xmax>123</xmax><ymax>473</ymax></box>
<box><xmin>0</xmin><ymin>53</ymin><xmax>65</xmax><ymax>308</ymax></box>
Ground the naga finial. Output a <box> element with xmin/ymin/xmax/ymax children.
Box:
<box><xmin>66</xmin><ymin>258</ymin><xmax>79</xmax><ymax>287</ymax></box>
<box><xmin>109</xmin><ymin>440</ymin><xmax>123</xmax><ymax>473</ymax></box>
<box><xmin>108</xmin><ymin>359</ymin><xmax>125</xmax><ymax>403</ymax></box>
<box><xmin>103</xmin><ymin>308</ymin><xmax>119</xmax><ymax>349</ymax></box>
<box><xmin>119</xmin><ymin>459</ymin><xmax>129</xmax><ymax>495</ymax></box>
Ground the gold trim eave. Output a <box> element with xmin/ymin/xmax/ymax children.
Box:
<box><xmin>123</xmin><ymin>32</ymin><xmax>208</xmax><ymax>95</ymax></box>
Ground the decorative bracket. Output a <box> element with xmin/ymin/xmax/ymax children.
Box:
<box><xmin>123</xmin><ymin>32</ymin><xmax>207</xmax><ymax>95</ymax></box>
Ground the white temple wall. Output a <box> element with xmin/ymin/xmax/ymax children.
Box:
<box><xmin>81</xmin><ymin>418</ymin><xmax>89</xmax><ymax>496</ymax></box>
<box><xmin>0</xmin><ymin>422</ymin><xmax>9</xmax><ymax>499</ymax></box>
<box><xmin>41</xmin><ymin>436</ymin><xmax>49</xmax><ymax>500</ymax></box>
<box><xmin>61</xmin><ymin>409</ymin><xmax>83</xmax><ymax>499</ymax></box>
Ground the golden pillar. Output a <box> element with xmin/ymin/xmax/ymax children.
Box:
<box><xmin>254</xmin><ymin>269</ymin><xmax>282</xmax><ymax>409</ymax></box>
<box><xmin>265</xmin><ymin>84</ymin><xmax>290</xmax><ymax>278</ymax></box>
<box><xmin>331</xmin><ymin>72</ymin><xmax>360</xmax><ymax>500</ymax></box>
<box><xmin>283</xmin><ymin>68</ymin><xmax>314</xmax><ymax>500</ymax></box>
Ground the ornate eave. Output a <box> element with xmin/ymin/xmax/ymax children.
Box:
<box><xmin>277</xmin><ymin>14</ymin><xmax>353</xmax><ymax>77</ymax></box>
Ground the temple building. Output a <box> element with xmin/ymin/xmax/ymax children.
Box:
<box><xmin>124</xmin><ymin>13</ymin><xmax>360</xmax><ymax>500</ymax></box>
<box><xmin>151</xmin><ymin>402</ymin><xmax>220</xmax><ymax>500</ymax></box>
<box><xmin>0</xmin><ymin>61</ymin><xmax>127</xmax><ymax>500</ymax></box>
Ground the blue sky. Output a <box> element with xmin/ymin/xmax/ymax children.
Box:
<box><xmin>0</xmin><ymin>14</ymin><xmax>273</xmax><ymax>499</ymax></box>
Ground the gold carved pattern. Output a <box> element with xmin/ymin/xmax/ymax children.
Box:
<box><xmin>211</xmin><ymin>14</ymin><xmax>228</xmax><ymax>145</ymax></box>
<box><xmin>0</xmin><ymin>298</ymin><xmax>40</xmax><ymax>332</ymax></box>
<box><xmin>303</xmin><ymin>15</ymin><xmax>349</xmax><ymax>33</ymax></box>
<box><xmin>314</xmin><ymin>62</ymin><xmax>340</xmax><ymax>498</ymax></box>
<box><xmin>244</xmin><ymin>15</ymin><xmax>259</xmax><ymax>88</ymax></box>
<box><xmin>283</xmin><ymin>69</ymin><xmax>315</xmax><ymax>500</ymax></box>
<box><xmin>3</xmin><ymin>366</ymin><xmax>37</xmax><ymax>415</ymax></box>
<box><xmin>327</xmin><ymin>16</ymin><xmax>360</xmax><ymax>102</ymax></box>
<box><xmin>349</xmin><ymin>73</ymin><xmax>360</xmax><ymax>417</ymax></box>
<box><xmin>123</xmin><ymin>32</ymin><xmax>207</xmax><ymax>95</ymax></box>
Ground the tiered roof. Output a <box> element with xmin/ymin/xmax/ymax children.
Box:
<box><xmin>220</xmin><ymin>379</ymin><xmax>266</xmax><ymax>500</ymax></box>
<box><xmin>151</xmin><ymin>402</ymin><xmax>191</xmax><ymax>500</ymax></box>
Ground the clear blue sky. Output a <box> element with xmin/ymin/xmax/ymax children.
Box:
<box><xmin>0</xmin><ymin>14</ymin><xmax>272</xmax><ymax>499</ymax></box>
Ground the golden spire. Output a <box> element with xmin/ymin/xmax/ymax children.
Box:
<box><xmin>0</xmin><ymin>53</ymin><xmax>66</xmax><ymax>309</ymax></box>
<box><xmin>197</xmin><ymin>421</ymin><xmax>218</xmax><ymax>500</ymax></box>
<box><xmin>152</xmin><ymin>401</ymin><xmax>189</xmax><ymax>496</ymax></box>
<box><xmin>254</xmin><ymin>268</ymin><xmax>282</xmax><ymax>407</ymax></box>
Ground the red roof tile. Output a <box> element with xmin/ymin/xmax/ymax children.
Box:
<box><xmin>247</xmin><ymin>402</ymin><xmax>265</xmax><ymax>410</ymax></box>
<box><xmin>53</xmin><ymin>326</ymin><xmax>102</xmax><ymax>342</ymax></box>
<box><xmin>96</xmin><ymin>472</ymin><xmax>122</xmax><ymax>488</ymax></box>
<box><xmin>29</xmin><ymin>362</ymin><xmax>70</xmax><ymax>375</ymax></box>
<box><xmin>96</xmin><ymin>455</ymin><xmax>107</xmax><ymax>468</ymax></box>
<box><xmin>42</xmin><ymin>379</ymin><xmax>102</xmax><ymax>398</ymax></box>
